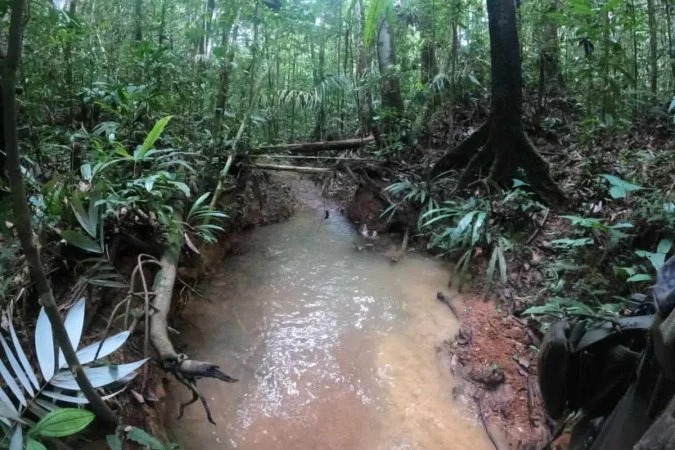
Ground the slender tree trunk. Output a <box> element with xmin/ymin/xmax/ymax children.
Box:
<box><xmin>537</xmin><ymin>0</ymin><xmax>561</xmax><ymax>113</ymax></box>
<box><xmin>1</xmin><ymin>0</ymin><xmax>117</xmax><ymax>426</ymax></box>
<box><xmin>430</xmin><ymin>0</ymin><xmax>564</xmax><ymax>206</ymax></box>
<box><xmin>134</xmin><ymin>0</ymin><xmax>142</xmax><ymax>41</ymax></box>
<box><xmin>214</xmin><ymin>13</ymin><xmax>239</xmax><ymax>136</ymax></box>
<box><xmin>313</xmin><ymin>17</ymin><xmax>326</xmax><ymax>141</ymax></box>
<box><xmin>667</xmin><ymin>0</ymin><xmax>675</xmax><ymax>94</ymax></box>
<box><xmin>647</xmin><ymin>0</ymin><xmax>658</xmax><ymax>96</ymax></box>
<box><xmin>354</xmin><ymin>0</ymin><xmax>380</xmax><ymax>143</ymax></box>
<box><xmin>158</xmin><ymin>0</ymin><xmax>167</xmax><ymax>45</ymax></box>
<box><xmin>376</xmin><ymin>15</ymin><xmax>404</xmax><ymax>125</ymax></box>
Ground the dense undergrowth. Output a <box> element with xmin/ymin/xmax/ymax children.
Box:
<box><xmin>382</xmin><ymin>93</ymin><xmax>674</xmax><ymax>326</ymax></box>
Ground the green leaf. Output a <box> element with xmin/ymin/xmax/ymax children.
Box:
<box><xmin>30</xmin><ymin>408</ymin><xmax>95</xmax><ymax>438</ymax></box>
<box><xmin>126</xmin><ymin>426</ymin><xmax>167</xmax><ymax>450</ymax></box>
<box><xmin>26</xmin><ymin>438</ymin><xmax>47</xmax><ymax>450</ymax></box>
<box><xmin>139</xmin><ymin>115</ymin><xmax>173</xmax><ymax>158</ymax></box>
<box><xmin>600</xmin><ymin>174</ymin><xmax>642</xmax><ymax>199</ymax></box>
<box><xmin>61</xmin><ymin>230</ymin><xmax>103</xmax><ymax>254</ymax></box>
<box><xmin>106</xmin><ymin>434</ymin><xmax>123</xmax><ymax>450</ymax></box>
<box><xmin>626</xmin><ymin>274</ymin><xmax>653</xmax><ymax>282</ymax></box>
<box><xmin>657</xmin><ymin>239</ymin><xmax>673</xmax><ymax>255</ymax></box>
<box><xmin>70</xmin><ymin>194</ymin><xmax>97</xmax><ymax>238</ymax></box>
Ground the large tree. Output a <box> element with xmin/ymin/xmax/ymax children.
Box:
<box><xmin>430</xmin><ymin>0</ymin><xmax>565</xmax><ymax>206</ymax></box>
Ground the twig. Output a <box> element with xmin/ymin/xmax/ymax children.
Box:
<box><xmin>436</xmin><ymin>291</ymin><xmax>460</xmax><ymax>319</ymax></box>
<box><xmin>477</xmin><ymin>397</ymin><xmax>501</xmax><ymax>450</ymax></box>
<box><xmin>526</xmin><ymin>208</ymin><xmax>550</xmax><ymax>244</ymax></box>
<box><xmin>177</xmin><ymin>278</ymin><xmax>210</xmax><ymax>301</ymax></box>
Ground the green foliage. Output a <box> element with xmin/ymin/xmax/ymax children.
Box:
<box><xmin>599</xmin><ymin>174</ymin><xmax>642</xmax><ymax>199</ymax></box>
<box><xmin>106</xmin><ymin>425</ymin><xmax>181</xmax><ymax>450</ymax></box>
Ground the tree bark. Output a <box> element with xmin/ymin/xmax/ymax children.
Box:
<box><xmin>647</xmin><ymin>0</ymin><xmax>658</xmax><ymax>96</ymax></box>
<box><xmin>430</xmin><ymin>0</ymin><xmax>564</xmax><ymax>206</ymax></box>
<box><xmin>134</xmin><ymin>0</ymin><xmax>142</xmax><ymax>41</ymax></box>
<box><xmin>1</xmin><ymin>0</ymin><xmax>117</xmax><ymax>426</ymax></box>
<box><xmin>376</xmin><ymin>14</ymin><xmax>404</xmax><ymax>131</ymax></box>
<box><xmin>354</xmin><ymin>0</ymin><xmax>380</xmax><ymax>143</ymax></box>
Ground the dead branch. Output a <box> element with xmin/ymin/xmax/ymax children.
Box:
<box><xmin>254</xmin><ymin>135</ymin><xmax>374</xmax><ymax>154</ymax></box>
<box><xmin>436</xmin><ymin>291</ymin><xmax>460</xmax><ymax>319</ymax></box>
<box><xmin>251</xmin><ymin>163</ymin><xmax>332</xmax><ymax>173</ymax></box>
<box><xmin>254</xmin><ymin>154</ymin><xmax>384</xmax><ymax>162</ymax></box>
<box><xmin>149</xmin><ymin>208</ymin><xmax>238</xmax><ymax>424</ymax></box>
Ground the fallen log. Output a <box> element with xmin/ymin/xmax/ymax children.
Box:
<box><xmin>254</xmin><ymin>154</ymin><xmax>384</xmax><ymax>163</ymax></box>
<box><xmin>150</xmin><ymin>208</ymin><xmax>237</xmax><ymax>425</ymax></box>
<box><xmin>251</xmin><ymin>163</ymin><xmax>332</xmax><ymax>173</ymax></box>
<box><xmin>255</xmin><ymin>135</ymin><xmax>374</xmax><ymax>154</ymax></box>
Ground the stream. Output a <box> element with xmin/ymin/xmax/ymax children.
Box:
<box><xmin>166</xmin><ymin>179</ymin><xmax>492</xmax><ymax>449</ymax></box>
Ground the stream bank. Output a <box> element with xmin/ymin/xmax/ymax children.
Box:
<box><xmin>134</xmin><ymin>171</ymin><xmax>547</xmax><ymax>449</ymax></box>
<box><xmin>160</xmin><ymin>172</ymin><xmax>497</xmax><ymax>449</ymax></box>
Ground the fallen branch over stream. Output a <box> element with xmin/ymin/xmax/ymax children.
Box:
<box><xmin>149</xmin><ymin>210</ymin><xmax>237</xmax><ymax>424</ymax></box>
<box><xmin>251</xmin><ymin>163</ymin><xmax>332</xmax><ymax>173</ymax></box>
<box><xmin>254</xmin><ymin>135</ymin><xmax>374</xmax><ymax>154</ymax></box>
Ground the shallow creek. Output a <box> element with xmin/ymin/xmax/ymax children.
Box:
<box><xmin>166</xmin><ymin>190</ymin><xmax>492</xmax><ymax>449</ymax></box>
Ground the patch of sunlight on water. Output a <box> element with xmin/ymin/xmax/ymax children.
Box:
<box><xmin>166</xmin><ymin>204</ymin><xmax>492</xmax><ymax>450</ymax></box>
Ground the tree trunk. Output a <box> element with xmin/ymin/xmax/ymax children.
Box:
<box><xmin>134</xmin><ymin>0</ymin><xmax>142</xmax><ymax>41</ymax></box>
<box><xmin>647</xmin><ymin>0</ymin><xmax>658</xmax><ymax>96</ymax></box>
<box><xmin>376</xmin><ymin>14</ymin><xmax>404</xmax><ymax>134</ymax></box>
<box><xmin>1</xmin><ymin>0</ymin><xmax>117</xmax><ymax>426</ymax></box>
<box><xmin>214</xmin><ymin>12</ymin><xmax>239</xmax><ymax>135</ymax></box>
<box><xmin>537</xmin><ymin>0</ymin><xmax>561</xmax><ymax>113</ymax></box>
<box><xmin>430</xmin><ymin>0</ymin><xmax>565</xmax><ymax>207</ymax></box>
<box><xmin>354</xmin><ymin>0</ymin><xmax>381</xmax><ymax>143</ymax></box>
<box><xmin>667</xmin><ymin>0</ymin><xmax>675</xmax><ymax>94</ymax></box>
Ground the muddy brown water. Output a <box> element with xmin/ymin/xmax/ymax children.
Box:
<box><xmin>166</xmin><ymin>182</ymin><xmax>492</xmax><ymax>449</ymax></box>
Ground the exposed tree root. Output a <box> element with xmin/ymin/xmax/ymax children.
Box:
<box><xmin>430</xmin><ymin>120</ymin><xmax>565</xmax><ymax>207</ymax></box>
<box><xmin>430</xmin><ymin>121</ymin><xmax>489</xmax><ymax>179</ymax></box>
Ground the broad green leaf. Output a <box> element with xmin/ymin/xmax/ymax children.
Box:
<box><xmin>657</xmin><ymin>239</ymin><xmax>673</xmax><ymax>255</ymax></box>
<box><xmin>139</xmin><ymin>115</ymin><xmax>173</xmax><ymax>158</ymax></box>
<box><xmin>126</xmin><ymin>426</ymin><xmax>167</xmax><ymax>450</ymax></box>
<box><xmin>30</xmin><ymin>408</ymin><xmax>95</xmax><ymax>438</ymax></box>
<box><xmin>70</xmin><ymin>194</ymin><xmax>97</xmax><ymax>238</ymax></box>
<box><xmin>106</xmin><ymin>434</ymin><xmax>124</xmax><ymax>450</ymax></box>
<box><xmin>61</xmin><ymin>230</ymin><xmax>102</xmax><ymax>254</ymax></box>
<box><xmin>35</xmin><ymin>308</ymin><xmax>55</xmax><ymax>382</ymax></box>
<box><xmin>26</xmin><ymin>438</ymin><xmax>47</xmax><ymax>450</ymax></box>
<box><xmin>50</xmin><ymin>359</ymin><xmax>149</xmax><ymax>390</ymax></box>
<box><xmin>627</xmin><ymin>274</ymin><xmax>653</xmax><ymax>282</ymax></box>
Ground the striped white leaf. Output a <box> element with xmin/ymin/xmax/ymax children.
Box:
<box><xmin>58</xmin><ymin>298</ymin><xmax>86</xmax><ymax>368</ymax></box>
<box><xmin>0</xmin><ymin>388</ymin><xmax>21</xmax><ymax>421</ymax></box>
<box><xmin>49</xmin><ymin>359</ymin><xmax>149</xmax><ymax>390</ymax></box>
<box><xmin>0</xmin><ymin>359</ymin><xmax>26</xmax><ymax>407</ymax></box>
<box><xmin>0</xmin><ymin>334</ymin><xmax>35</xmax><ymax>397</ymax></box>
<box><xmin>35</xmin><ymin>309</ymin><xmax>55</xmax><ymax>382</ymax></box>
<box><xmin>7</xmin><ymin>310</ymin><xmax>39</xmax><ymax>391</ymax></box>
<box><xmin>9</xmin><ymin>424</ymin><xmax>22</xmax><ymax>450</ymax></box>
<box><xmin>41</xmin><ymin>388</ymin><xmax>126</xmax><ymax>405</ymax></box>
<box><xmin>71</xmin><ymin>332</ymin><xmax>130</xmax><ymax>367</ymax></box>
